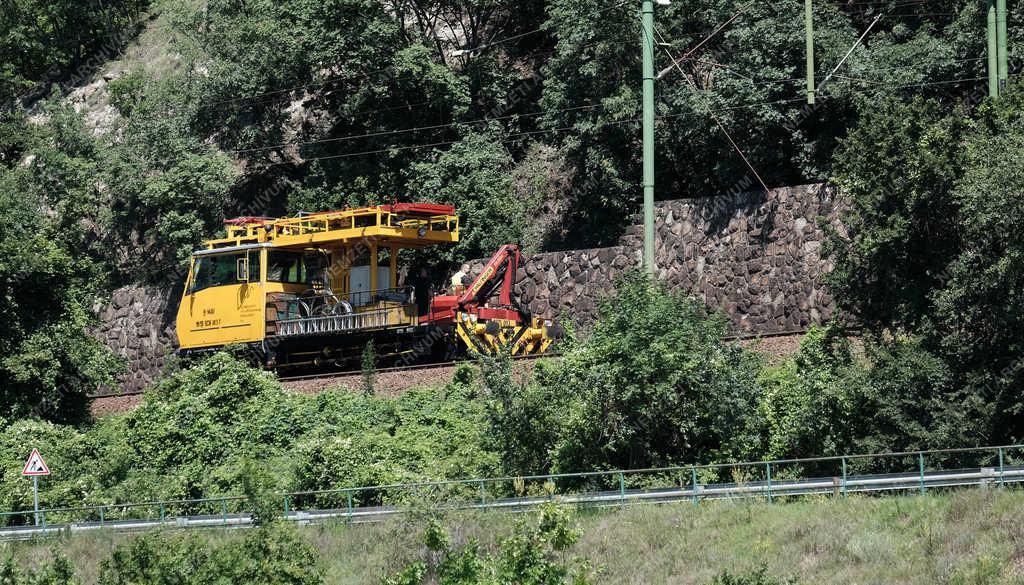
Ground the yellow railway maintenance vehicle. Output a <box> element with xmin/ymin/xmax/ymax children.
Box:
<box><xmin>175</xmin><ymin>203</ymin><xmax>558</xmax><ymax>368</ymax></box>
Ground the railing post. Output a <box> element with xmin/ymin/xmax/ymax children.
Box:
<box><xmin>999</xmin><ymin>447</ymin><xmax>1005</xmax><ymax>486</ymax></box>
<box><xmin>99</xmin><ymin>506</ymin><xmax>105</xmax><ymax>526</ymax></box>
<box><xmin>221</xmin><ymin>498</ymin><xmax>228</xmax><ymax>525</ymax></box>
<box><xmin>618</xmin><ymin>472</ymin><xmax>625</xmax><ymax>508</ymax></box>
<box><xmin>691</xmin><ymin>466</ymin><xmax>699</xmax><ymax>506</ymax></box>
<box><xmin>283</xmin><ymin>495</ymin><xmax>290</xmax><ymax>519</ymax></box>
<box><xmin>766</xmin><ymin>462</ymin><xmax>773</xmax><ymax>503</ymax></box>
<box><xmin>160</xmin><ymin>503</ymin><xmax>165</xmax><ymax>523</ymax></box>
<box><xmin>346</xmin><ymin>490</ymin><xmax>353</xmax><ymax>523</ymax></box>
<box><xmin>918</xmin><ymin>452</ymin><xmax>926</xmax><ymax>495</ymax></box>
<box><xmin>841</xmin><ymin>457</ymin><xmax>847</xmax><ymax>498</ymax></box>
<box><xmin>479</xmin><ymin>481</ymin><xmax>486</xmax><ymax>507</ymax></box>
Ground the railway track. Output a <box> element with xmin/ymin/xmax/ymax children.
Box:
<box><xmin>88</xmin><ymin>328</ymin><xmax>823</xmax><ymax>399</ymax></box>
<box><xmin>2</xmin><ymin>464</ymin><xmax>1017</xmax><ymax>541</ymax></box>
<box><xmin>277</xmin><ymin>351</ymin><xmax>559</xmax><ymax>383</ymax></box>
<box><xmin>88</xmin><ymin>352</ymin><xmax>562</xmax><ymax>399</ymax></box>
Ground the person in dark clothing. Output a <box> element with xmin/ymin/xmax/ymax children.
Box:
<box><xmin>409</xmin><ymin>267</ymin><xmax>432</xmax><ymax>316</ymax></box>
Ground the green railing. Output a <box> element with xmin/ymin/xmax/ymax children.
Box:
<box><xmin>2</xmin><ymin>444</ymin><xmax>1021</xmax><ymax>531</ymax></box>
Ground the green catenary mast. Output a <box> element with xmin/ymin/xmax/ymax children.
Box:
<box><xmin>642</xmin><ymin>0</ymin><xmax>656</xmax><ymax>275</ymax></box>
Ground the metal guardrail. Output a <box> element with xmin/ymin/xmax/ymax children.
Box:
<box><xmin>2</xmin><ymin>444</ymin><xmax>1021</xmax><ymax>540</ymax></box>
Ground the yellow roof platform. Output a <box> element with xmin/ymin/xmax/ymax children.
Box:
<box><xmin>201</xmin><ymin>203</ymin><xmax>459</xmax><ymax>251</ymax></box>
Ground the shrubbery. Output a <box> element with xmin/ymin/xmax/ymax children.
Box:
<box><xmin>98</xmin><ymin>524</ymin><xmax>322</xmax><ymax>585</ymax></box>
<box><xmin>0</xmin><ymin>353</ymin><xmax>499</xmax><ymax>521</ymax></box>
<box><xmin>481</xmin><ymin>270</ymin><xmax>1000</xmax><ymax>483</ymax></box>
<box><xmin>828</xmin><ymin>88</ymin><xmax>1024</xmax><ymax>450</ymax></box>
<box><xmin>1</xmin><ymin>271</ymin><xmax>998</xmax><ymax>520</ymax></box>
<box><xmin>482</xmin><ymin>272</ymin><xmax>764</xmax><ymax>478</ymax></box>
<box><xmin>0</xmin><ymin>553</ymin><xmax>79</xmax><ymax>585</ymax></box>
<box><xmin>1</xmin><ymin>523</ymin><xmax>322</xmax><ymax>585</ymax></box>
<box><xmin>384</xmin><ymin>504</ymin><xmax>594</xmax><ymax>585</ymax></box>
<box><xmin>707</xmin><ymin>566</ymin><xmax>797</xmax><ymax>585</ymax></box>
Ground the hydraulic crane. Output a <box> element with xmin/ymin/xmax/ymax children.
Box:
<box><xmin>426</xmin><ymin>244</ymin><xmax>559</xmax><ymax>356</ymax></box>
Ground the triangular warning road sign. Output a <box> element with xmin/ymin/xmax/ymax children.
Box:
<box><xmin>21</xmin><ymin>449</ymin><xmax>50</xmax><ymax>476</ymax></box>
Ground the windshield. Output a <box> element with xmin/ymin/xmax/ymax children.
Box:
<box><xmin>191</xmin><ymin>251</ymin><xmax>259</xmax><ymax>292</ymax></box>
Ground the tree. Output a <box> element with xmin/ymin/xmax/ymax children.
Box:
<box><xmin>406</xmin><ymin>131</ymin><xmax>527</xmax><ymax>262</ymax></box>
<box><xmin>932</xmin><ymin>89</ymin><xmax>1024</xmax><ymax>444</ymax></box>
<box><xmin>361</xmin><ymin>340</ymin><xmax>377</xmax><ymax>395</ymax></box>
<box><xmin>826</xmin><ymin>87</ymin><xmax>1024</xmax><ymax>449</ymax></box>
<box><xmin>480</xmin><ymin>352</ymin><xmax>565</xmax><ymax>476</ymax></box>
<box><xmin>826</xmin><ymin>97</ymin><xmax>968</xmax><ymax>333</ymax></box>
<box><xmin>0</xmin><ymin>161</ymin><xmax>121</xmax><ymax>424</ymax></box>
<box><xmin>850</xmin><ymin>336</ymin><xmax>984</xmax><ymax>462</ymax></box>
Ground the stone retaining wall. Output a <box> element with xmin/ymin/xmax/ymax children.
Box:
<box><xmin>93</xmin><ymin>285</ymin><xmax>179</xmax><ymax>394</ymax></box>
<box><xmin>459</xmin><ymin>183</ymin><xmax>843</xmax><ymax>332</ymax></box>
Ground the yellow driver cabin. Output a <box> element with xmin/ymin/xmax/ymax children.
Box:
<box><xmin>176</xmin><ymin>203</ymin><xmax>460</xmax><ymax>368</ymax></box>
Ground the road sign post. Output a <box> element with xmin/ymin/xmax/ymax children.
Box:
<box><xmin>32</xmin><ymin>477</ymin><xmax>39</xmax><ymax>526</ymax></box>
<box><xmin>21</xmin><ymin>449</ymin><xmax>50</xmax><ymax>527</ymax></box>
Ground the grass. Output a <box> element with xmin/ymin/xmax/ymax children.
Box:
<box><xmin>4</xmin><ymin>489</ymin><xmax>1024</xmax><ymax>584</ymax></box>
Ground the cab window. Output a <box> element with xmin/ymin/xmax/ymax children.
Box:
<box><xmin>267</xmin><ymin>252</ymin><xmax>308</xmax><ymax>284</ymax></box>
<box><xmin>192</xmin><ymin>253</ymin><xmax>240</xmax><ymax>292</ymax></box>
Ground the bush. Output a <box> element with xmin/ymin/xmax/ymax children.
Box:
<box><xmin>0</xmin><ymin>552</ymin><xmax>80</xmax><ymax>585</ymax></box>
<box><xmin>480</xmin><ymin>352</ymin><xmax>566</xmax><ymax>476</ymax></box>
<box><xmin>757</xmin><ymin>325</ymin><xmax>858</xmax><ymax>461</ymax></box>
<box><xmin>706</xmin><ymin>566</ymin><xmax>797</xmax><ymax>585</ymax></box>
<box><xmin>384</xmin><ymin>504</ymin><xmax>594</xmax><ymax>585</ymax></box>
<box><xmin>98</xmin><ymin>524</ymin><xmax>322</xmax><ymax>585</ymax></box>
<box><xmin>0</xmin><ymin>352</ymin><xmax>500</xmax><ymax>520</ymax></box>
<box><xmin>544</xmin><ymin>271</ymin><xmax>764</xmax><ymax>473</ymax></box>
<box><xmin>0</xmin><ymin>139</ymin><xmax>123</xmax><ymax>424</ymax></box>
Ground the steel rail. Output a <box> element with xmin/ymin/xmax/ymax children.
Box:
<box><xmin>277</xmin><ymin>351</ymin><xmax>559</xmax><ymax>383</ymax></box>
<box><xmin>88</xmin><ymin>352</ymin><xmax>561</xmax><ymax>399</ymax></box>
<box><xmin>3</xmin><ymin>465</ymin><xmax>1018</xmax><ymax>541</ymax></box>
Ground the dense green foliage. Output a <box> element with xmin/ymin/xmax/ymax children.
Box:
<box><xmin>8</xmin><ymin>0</ymin><xmax>1014</xmax><ymax>271</ymax></box>
<box><xmin>4</xmin><ymin>3</ymin><xmax>1024</xmax><ymax>584</ymax></box>
<box><xmin>0</xmin><ymin>271</ymin><xmax>1013</xmax><ymax>519</ymax></box>
<box><xmin>486</xmin><ymin>272</ymin><xmax>762</xmax><ymax>475</ymax></box>
<box><xmin>4</xmin><ymin>0</ymin><xmax>1024</xmax><ymax>429</ymax></box>
<box><xmin>0</xmin><ymin>107</ymin><xmax>122</xmax><ymax>424</ymax></box>
<box><xmin>0</xmin><ymin>353</ymin><xmax>499</xmax><ymax>518</ymax></box>
<box><xmin>3</xmin><ymin>0</ymin><xmax>1024</xmax><ymax>552</ymax></box>
<box><xmin>754</xmin><ymin>327</ymin><xmax>981</xmax><ymax>469</ymax></box>
<box><xmin>482</xmin><ymin>271</ymin><xmax>1013</xmax><ymax>479</ymax></box>
<box><xmin>828</xmin><ymin>87</ymin><xmax>1024</xmax><ymax>449</ymax></box>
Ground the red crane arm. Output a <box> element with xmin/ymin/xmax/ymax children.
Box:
<box><xmin>458</xmin><ymin>244</ymin><xmax>520</xmax><ymax>309</ymax></box>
